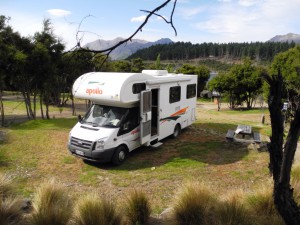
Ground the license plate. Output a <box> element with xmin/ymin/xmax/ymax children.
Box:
<box><xmin>75</xmin><ymin>150</ymin><xmax>84</xmax><ymax>156</ymax></box>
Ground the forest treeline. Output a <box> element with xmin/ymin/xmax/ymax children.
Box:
<box><xmin>128</xmin><ymin>41</ymin><xmax>296</xmax><ymax>62</ymax></box>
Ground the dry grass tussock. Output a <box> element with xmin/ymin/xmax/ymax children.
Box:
<box><xmin>245</xmin><ymin>180</ymin><xmax>284</xmax><ymax>225</ymax></box>
<box><xmin>123</xmin><ymin>189</ymin><xmax>151</xmax><ymax>225</ymax></box>
<box><xmin>29</xmin><ymin>179</ymin><xmax>73</xmax><ymax>225</ymax></box>
<box><xmin>72</xmin><ymin>192</ymin><xmax>122</xmax><ymax>225</ymax></box>
<box><xmin>0</xmin><ymin>173</ymin><xmax>14</xmax><ymax>198</ymax></box>
<box><xmin>0</xmin><ymin>172</ymin><xmax>24</xmax><ymax>225</ymax></box>
<box><xmin>171</xmin><ymin>182</ymin><xmax>218</xmax><ymax>225</ymax></box>
<box><xmin>216</xmin><ymin>190</ymin><xmax>251</xmax><ymax>225</ymax></box>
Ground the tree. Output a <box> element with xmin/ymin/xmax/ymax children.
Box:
<box><xmin>209</xmin><ymin>59</ymin><xmax>263</xmax><ymax>109</ymax></box>
<box><xmin>155</xmin><ymin>54</ymin><xmax>161</xmax><ymax>69</ymax></box>
<box><xmin>0</xmin><ymin>15</ymin><xmax>36</xmax><ymax>120</ymax></box>
<box><xmin>131</xmin><ymin>58</ymin><xmax>144</xmax><ymax>72</ymax></box>
<box><xmin>263</xmin><ymin>46</ymin><xmax>300</xmax><ymax>224</ymax></box>
<box><xmin>177</xmin><ymin>64</ymin><xmax>210</xmax><ymax>96</ymax></box>
<box><xmin>112</xmin><ymin>60</ymin><xmax>131</xmax><ymax>72</ymax></box>
<box><xmin>33</xmin><ymin>19</ymin><xmax>65</xmax><ymax>119</ymax></box>
<box><xmin>229</xmin><ymin>58</ymin><xmax>263</xmax><ymax>109</ymax></box>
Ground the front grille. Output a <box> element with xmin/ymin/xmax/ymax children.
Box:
<box><xmin>71</xmin><ymin>137</ymin><xmax>93</xmax><ymax>150</ymax></box>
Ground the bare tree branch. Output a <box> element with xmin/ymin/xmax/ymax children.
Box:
<box><xmin>71</xmin><ymin>0</ymin><xmax>177</xmax><ymax>64</ymax></box>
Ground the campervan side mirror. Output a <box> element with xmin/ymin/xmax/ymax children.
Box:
<box><xmin>78</xmin><ymin>115</ymin><xmax>82</xmax><ymax>122</ymax></box>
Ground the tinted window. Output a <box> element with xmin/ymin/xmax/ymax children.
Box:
<box><xmin>132</xmin><ymin>83</ymin><xmax>146</xmax><ymax>94</ymax></box>
<box><xmin>169</xmin><ymin>86</ymin><xmax>181</xmax><ymax>103</ymax></box>
<box><xmin>186</xmin><ymin>84</ymin><xmax>196</xmax><ymax>99</ymax></box>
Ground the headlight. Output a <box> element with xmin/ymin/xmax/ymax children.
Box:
<box><xmin>68</xmin><ymin>133</ymin><xmax>72</xmax><ymax>144</ymax></box>
<box><xmin>95</xmin><ymin>138</ymin><xmax>106</xmax><ymax>150</ymax></box>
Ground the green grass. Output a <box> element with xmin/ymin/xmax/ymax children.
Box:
<box><xmin>0</xmin><ymin>102</ymin><xmax>274</xmax><ymax>215</ymax></box>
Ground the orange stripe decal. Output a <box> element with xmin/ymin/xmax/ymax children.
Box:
<box><xmin>171</xmin><ymin>107</ymin><xmax>189</xmax><ymax>117</ymax></box>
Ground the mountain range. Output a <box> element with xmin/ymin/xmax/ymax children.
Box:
<box><xmin>268</xmin><ymin>33</ymin><xmax>300</xmax><ymax>43</ymax></box>
<box><xmin>84</xmin><ymin>37</ymin><xmax>173</xmax><ymax>60</ymax></box>
<box><xmin>84</xmin><ymin>33</ymin><xmax>300</xmax><ymax>60</ymax></box>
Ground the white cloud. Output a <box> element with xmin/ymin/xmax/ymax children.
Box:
<box><xmin>238</xmin><ymin>0</ymin><xmax>259</xmax><ymax>7</ymax></box>
<box><xmin>217</xmin><ymin>0</ymin><xmax>232</xmax><ymax>2</ymax></box>
<box><xmin>190</xmin><ymin>0</ymin><xmax>300</xmax><ymax>43</ymax></box>
<box><xmin>47</xmin><ymin>9</ymin><xmax>71</xmax><ymax>17</ymax></box>
<box><xmin>177</xmin><ymin>6</ymin><xmax>206</xmax><ymax>19</ymax></box>
<box><xmin>131</xmin><ymin>15</ymin><xmax>147</xmax><ymax>22</ymax></box>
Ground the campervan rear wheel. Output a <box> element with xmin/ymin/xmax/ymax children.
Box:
<box><xmin>112</xmin><ymin>146</ymin><xmax>127</xmax><ymax>166</ymax></box>
<box><xmin>172</xmin><ymin>124</ymin><xmax>181</xmax><ymax>138</ymax></box>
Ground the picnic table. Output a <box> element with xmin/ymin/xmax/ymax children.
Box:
<box><xmin>226</xmin><ymin>124</ymin><xmax>261</xmax><ymax>143</ymax></box>
<box><xmin>235</xmin><ymin>124</ymin><xmax>252</xmax><ymax>137</ymax></box>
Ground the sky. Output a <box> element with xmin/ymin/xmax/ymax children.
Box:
<box><xmin>1</xmin><ymin>0</ymin><xmax>300</xmax><ymax>50</ymax></box>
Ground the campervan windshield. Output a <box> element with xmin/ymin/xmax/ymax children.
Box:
<box><xmin>81</xmin><ymin>104</ymin><xmax>127</xmax><ymax>128</ymax></box>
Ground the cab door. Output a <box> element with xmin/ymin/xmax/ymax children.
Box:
<box><xmin>140</xmin><ymin>90</ymin><xmax>152</xmax><ymax>145</ymax></box>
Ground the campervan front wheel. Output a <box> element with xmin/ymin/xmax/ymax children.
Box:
<box><xmin>172</xmin><ymin>124</ymin><xmax>181</xmax><ymax>138</ymax></box>
<box><xmin>112</xmin><ymin>145</ymin><xmax>127</xmax><ymax>166</ymax></box>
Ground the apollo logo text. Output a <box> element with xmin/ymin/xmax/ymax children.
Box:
<box><xmin>86</xmin><ymin>87</ymin><xmax>103</xmax><ymax>95</ymax></box>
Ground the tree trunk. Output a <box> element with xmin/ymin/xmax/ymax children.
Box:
<box><xmin>71</xmin><ymin>94</ymin><xmax>75</xmax><ymax>116</ymax></box>
<box><xmin>267</xmin><ymin>74</ymin><xmax>284</xmax><ymax>181</ymax></box>
<box><xmin>22</xmin><ymin>91</ymin><xmax>33</xmax><ymax>120</ymax></box>
<box><xmin>266</xmin><ymin>70</ymin><xmax>300</xmax><ymax>224</ymax></box>
<box><xmin>40</xmin><ymin>94</ymin><xmax>44</xmax><ymax>119</ymax></box>
<box><xmin>0</xmin><ymin>90</ymin><xmax>4</xmax><ymax>126</ymax></box>
<box><xmin>33</xmin><ymin>92</ymin><xmax>37</xmax><ymax>119</ymax></box>
<box><xmin>45</xmin><ymin>102</ymin><xmax>50</xmax><ymax>119</ymax></box>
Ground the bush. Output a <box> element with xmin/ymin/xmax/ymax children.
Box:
<box><xmin>72</xmin><ymin>192</ymin><xmax>121</xmax><ymax>225</ymax></box>
<box><xmin>172</xmin><ymin>183</ymin><xmax>217</xmax><ymax>225</ymax></box>
<box><xmin>0</xmin><ymin>173</ymin><xmax>13</xmax><ymax>199</ymax></box>
<box><xmin>29</xmin><ymin>179</ymin><xmax>73</xmax><ymax>225</ymax></box>
<box><xmin>246</xmin><ymin>183</ymin><xmax>284</xmax><ymax>225</ymax></box>
<box><xmin>124</xmin><ymin>189</ymin><xmax>151</xmax><ymax>225</ymax></box>
<box><xmin>291</xmin><ymin>165</ymin><xmax>300</xmax><ymax>204</ymax></box>
<box><xmin>0</xmin><ymin>197</ymin><xmax>24</xmax><ymax>225</ymax></box>
<box><xmin>216</xmin><ymin>190</ymin><xmax>251</xmax><ymax>225</ymax></box>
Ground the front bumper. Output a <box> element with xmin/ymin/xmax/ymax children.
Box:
<box><xmin>68</xmin><ymin>144</ymin><xmax>115</xmax><ymax>163</ymax></box>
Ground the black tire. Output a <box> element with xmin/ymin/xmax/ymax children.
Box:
<box><xmin>112</xmin><ymin>145</ymin><xmax>127</xmax><ymax>166</ymax></box>
<box><xmin>172</xmin><ymin>124</ymin><xmax>181</xmax><ymax>138</ymax></box>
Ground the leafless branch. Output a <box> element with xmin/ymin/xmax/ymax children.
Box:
<box><xmin>71</xmin><ymin>0</ymin><xmax>177</xmax><ymax>64</ymax></box>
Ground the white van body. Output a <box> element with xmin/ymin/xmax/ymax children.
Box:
<box><xmin>68</xmin><ymin>70</ymin><xmax>197</xmax><ymax>165</ymax></box>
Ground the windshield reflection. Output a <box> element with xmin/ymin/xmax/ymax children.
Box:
<box><xmin>81</xmin><ymin>104</ymin><xmax>128</xmax><ymax>128</ymax></box>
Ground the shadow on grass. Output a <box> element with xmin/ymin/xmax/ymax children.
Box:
<box><xmin>82</xmin><ymin>122</ymin><xmax>267</xmax><ymax>171</ymax></box>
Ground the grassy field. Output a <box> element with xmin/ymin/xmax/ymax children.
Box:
<box><xmin>0</xmin><ymin>101</ymin><xmax>273</xmax><ymax>214</ymax></box>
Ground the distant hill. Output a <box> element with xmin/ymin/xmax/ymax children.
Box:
<box><xmin>268</xmin><ymin>33</ymin><xmax>300</xmax><ymax>43</ymax></box>
<box><xmin>84</xmin><ymin>37</ymin><xmax>173</xmax><ymax>60</ymax></box>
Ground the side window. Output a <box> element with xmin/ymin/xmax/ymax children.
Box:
<box><xmin>132</xmin><ymin>83</ymin><xmax>146</xmax><ymax>94</ymax></box>
<box><xmin>118</xmin><ymin>107</ymin><xmax>139</xmax><ymax>136</ymax></box>
<box><xmin>169</xmin><ymin>86</ymin><xmax>181</xmax><ymax>103</ymax></box>
<box><xmin>186</xmin><ymin>84</ymin><xmax>196</xmax><ymax>99</ymax></box>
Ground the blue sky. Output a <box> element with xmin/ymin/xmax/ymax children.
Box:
<box><xmin>1</xmin><ymin>0</ymin><xmax>300</xmax><ymax>50</ymax></box>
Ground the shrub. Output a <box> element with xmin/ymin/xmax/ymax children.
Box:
<box><xmin>246</xmin><ymin>183</ymin><xmax>284</xmax><ymax>225</ymax></box>
<box><xmin>72</xmin><ymin>192</ymin><xmax>121</xmax><ymax>225</ymax></box>
<box><xmin>291</xmin><ymin>165</ymin><xmax>300</xmax><ymax>204</ymax></box>
<box><xmin>29</xmin><ymin>179</ymin><xmax>73</xmax><ymax>225</ymax></box>
<box><xmin>0</xmin><ymin>196</ymin><xmax>24</xmax><ymax>225</ymax></box>
<box><xmin>0</xmin><ymin>173</ymin><xmax>13</xmax><ymax>199</ymax></box>
<box><xmin>172</xmin><ymin>183</ymin><xmax>217</xmax><ymax>225</ymax></box>
<box><xmin>216</xmin><ymin>190</ymin><xmax>251</xmax><ymax>225</ymax></box>
<box><xmin>124</xmin><ymin>189</ymin><xmax>151</xmax><ymax>225</ymax></box>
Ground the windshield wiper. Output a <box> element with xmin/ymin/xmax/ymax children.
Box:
<box><xmin>102</xmin><ymin>124</ymin><xmax>117</xmax><ymax>128</ymax></box>
<box><xmin>83</xmin><ymin>121</ymin><xmax>99</xmax><ymax>127</ymax></box>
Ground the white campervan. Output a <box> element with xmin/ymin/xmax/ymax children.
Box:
<box><xmin>68</xmin><ymin>70</ymin><xmax>197</xmax><ymax>165</ymax></box>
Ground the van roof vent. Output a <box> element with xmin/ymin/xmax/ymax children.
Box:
<box><xmin>142</xmin><ymin>70</ymin><xmax>168</xmax><ymax>76</ymax></box>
